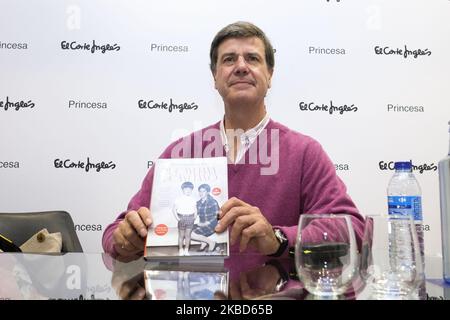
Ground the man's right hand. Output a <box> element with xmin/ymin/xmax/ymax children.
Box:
<box><xmin>112</xmin><ymin>207</ymin><xmax>152</xmax><ymax>257</ymax></box>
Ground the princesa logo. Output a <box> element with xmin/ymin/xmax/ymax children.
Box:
<box><xmin>0</xmin><ymin>161</ymin><xmax>20</xmax><ymax>169</ymax></box>
<box><xmin>308</xmin><ymin>46</ymin><xmax>346</xmax><ymax>55</ymax></box>
<box><xmin>0</xmin><ymin>96</ymin><xmax>35</xmax><ymax>111</ymax></box>
<box><xmin>0</xmin><ymin>41</ymin><xmax>28</xmax><ymax>50</ymax></box>
<box><xmin>150</xmin><ymin>43</ymin><xmax>189</xmax><ymax>53</ymax></box>
<box><xmin>334</xmin><ymin>163</ymin><xmax>350</xmax><ymax>171</ymax></box>
<box><xmin>387</xmin><ymin>103</ymin><xmax>424</xmax><ymax>113</ymax></box>
<box><xmin>61</xmin><ymin>40</ymin><xmax>120</xmax><ymax>54</ymax></box>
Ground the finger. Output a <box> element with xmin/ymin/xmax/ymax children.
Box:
<box><xmin>239</xmin><ymin>272</ymin><xmax>258</xmax><ymax>300</ymax></box>
<box><xmin>229</xmin><ymin>281</ymin><xmax>242</xmax><ymax>300</ymax></box>
<box><xmin>239</xmin><ymin>272</ymin><xmax>251</xmax><ymax>294</ymax></box>
<box><xmin>118</xmin><ymin>279</ymin><xmax>135</xmax><ymax>299</ymax></box>
<box><xmin>119</xmin><ymin>221</ymin><xmax>145</xmax><ymax>250</ymax></box>
<box><xmin>219</xmin><ymin>197</ymin><xmax>249</xmax><ymax>219</ymax></box>
<box><xmin>128</xmin><ymin>286</ymin><xmax>146</xmax><ymax>300</ymax></box>
<box><xmin>137</xmin><ymin>207</ymin><xmax>153</xmax><ymax>227</ymax></box>
<box><xmin>113</xmin><ymin>230</ymin><xmax>131</xmax><ymax>254</ymax></box>
<box><xmin>229</xmin><ymin>215</ymin><xmax>254</xmax><ymax>245</ymax></box>
<box><xmin>239</xmin><ymin>222</ymin><xmax>266</xmax><ymax>253</ymax></box>
<box><xmin>112</xmin><ymin>228</ymin><xmax>129</xmax><ymax>252</ymax></box>
<box><xmin>114</xmin><ymin>228</ymin><xmax>141</xmax><ymax>254</ymax></box>
<box><xmin>215</xmin><ymin>206</ymin><xmax>251</xmax><ymax>233</ymax></box>
<box><xmin>214</xmin><ymin>290</ymin><xmax>228</xmax><ymax>300</ymax></box>
<box><xmin>114</xmin><ymin>253</ymin><xmax>142</xmax><ymax>263</ymax></box>
<box><xmin>111</xmin><ymin>273</ymin><xmax>127</xmax><ymax>292</ymax></box>
<box><xmin>126</xmin><ymin>210</ymin><xmax>148</xmax><ymax>238</ymax></box>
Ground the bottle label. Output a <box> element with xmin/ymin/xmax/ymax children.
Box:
<box><xmin>388</xmin><ymin>196</ymin><xmax>423</xmax><ymax>221</ymax></box>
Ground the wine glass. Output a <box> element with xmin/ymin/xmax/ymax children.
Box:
<box><xmin>295</xmin><ymin>214</ymin><xmax>358</xmax><ymax>298</ymax></box>
<box><xmin>359</xmin><ymin>214</ymin><xmax>423</xmax><ymax>300</ymax></box>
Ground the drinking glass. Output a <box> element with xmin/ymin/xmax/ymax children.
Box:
<box><xmin>295</xmin><ymin>214</ymin><xmax>358</xmax><ymax>298</ymax></box>
<box><xmin>359</xmin><ymin>214</ymin><xmax>423</xmax><ymax>299</ymax></box>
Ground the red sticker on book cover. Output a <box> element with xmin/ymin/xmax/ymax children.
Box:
<box><xmin>154</xmin><ymin>224</ymin><xmax>168</xmax><ymax>236</ymax></box>
<box><xmin>154</xmin><ymin>289</ymin><xmax>167</xmax><ymax>300</ymax></box>
<box><xmin>212</xmin><ymin>187</ymin><xmax>221</xmax><ymax>196</ymax></box>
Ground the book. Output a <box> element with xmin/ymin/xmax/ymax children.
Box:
<box><xmin>144</xmin><ymin>262</ymin><xmax>229</xmax><ymax>300</ymax></box>
<box><xmin>144</xmin><ymin>157</ymin><xmax>229</xmax><ymax>261</ymax></box>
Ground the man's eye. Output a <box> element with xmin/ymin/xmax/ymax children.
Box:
<box><xmin>248</xmin><ymin>55</ymin><xmax>259</xmax><ymax>62</ymax></box>
<box><xmin>223</xmin><ymin>56</ymin><xmax>234</xmax><ymax>63</ymax></box>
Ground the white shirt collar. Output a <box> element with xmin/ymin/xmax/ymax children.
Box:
<box><xmin>220</xmin><ymin>113</ymin><xmax>270</xmax><ymax>164</ymax></box>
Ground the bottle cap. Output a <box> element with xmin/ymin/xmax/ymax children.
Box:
<box><xmin>394</xmin><ymin>161</ymin><xmax>412</xmax><ymax>170</ymax></box>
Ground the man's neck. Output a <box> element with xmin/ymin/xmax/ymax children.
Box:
<box><xmin>223</xmin><ymin>101</ymin><xmax>266</xmax><ymax>131</ymax></box>
<box><xmin>222</xmin><ymin>100</ymin><xmax>267</xmax><ymax>163</ymax></box>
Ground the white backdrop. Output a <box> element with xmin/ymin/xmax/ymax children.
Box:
<box><xmin>1</xmin><ymin>0</ymin><xmax>450</xmax><ymax>254</ymax></box>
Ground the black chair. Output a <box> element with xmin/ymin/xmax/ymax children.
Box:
<box><xmin>0</xmin><ymin>211</ymin><xmax>83</xmax><ymax>252</ymax></box>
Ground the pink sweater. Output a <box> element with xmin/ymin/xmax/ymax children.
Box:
<box><xmin>102</xmin><ymin>119</ymin><xmax>364</xmax><ymax>257</ymax></box>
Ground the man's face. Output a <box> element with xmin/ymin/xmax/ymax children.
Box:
<box><xmin>213</xmin><ymin>37</ymin><xmax>273</xmax><ymax>106</ymax></box>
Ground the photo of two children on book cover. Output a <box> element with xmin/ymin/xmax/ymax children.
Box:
<box><xmin>145</xmin><ymin>158</ymin><xmax>229</xmax><ymax>258</ymax></box>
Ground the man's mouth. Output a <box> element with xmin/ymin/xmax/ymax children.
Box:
<box><xmin>230</xmin><ymin>80</ymin><xmax>255</xmax><ymax>86</ymax></box>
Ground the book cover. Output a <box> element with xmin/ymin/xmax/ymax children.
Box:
<box><xmin>145</xmin><ymin>157</ymin><xmax>229</xmax><ymax>259</ymax></box>
<box><xmin>144</xmin><ymin>262</ymin><xmax>229</xmax><ymax>300</ymax></box>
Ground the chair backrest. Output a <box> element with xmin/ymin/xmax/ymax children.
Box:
<box><xmin>0</xmin><ymin>211</ymin><xmax>83</xmax><ymax>252</ymax></box>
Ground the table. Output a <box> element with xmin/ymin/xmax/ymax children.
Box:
<box><xmin>0</xmin><ymin>253</ymin><xmax>448</xmax><ymax>300</ymax></box>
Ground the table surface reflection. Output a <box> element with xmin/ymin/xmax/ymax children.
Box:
<box><xmin>0</xmin><ymin>252</ymin><xmax>448</xmax><ymax>300</ymax></box>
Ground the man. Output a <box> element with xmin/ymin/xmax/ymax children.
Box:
<box><xmin>102</xmin><ymin>21</ymin><xmax>364</xmax><ymax>260</ymax></box>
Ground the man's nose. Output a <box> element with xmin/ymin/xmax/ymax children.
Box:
<box><xmin>234</xmin><ymin>56</ymin><xmax>249</xmax><ymax>75</ymax></box>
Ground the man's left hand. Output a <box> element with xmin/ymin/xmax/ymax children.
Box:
<box><xmin>215</xmin><ymin>197</ymin><xmax>279</xmax><ymax>255</ymax></box>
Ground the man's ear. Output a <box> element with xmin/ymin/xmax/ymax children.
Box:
<box><xmin>268</xmin><ymin>69</ymin><xmax>273</xmax><ymax>89</ymax></box>
<box><xmin>212</xmin><ymin>71</ymin><xmax>218</xmax><ymax>89</ymax></box>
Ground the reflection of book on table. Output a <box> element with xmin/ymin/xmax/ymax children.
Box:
<box><xmin>144</xmin><ymin>262</ymin><xmax>229</xmax><ymax>300</ymax></box>
<box><xmin>144</xmin><ymin>157</ymin><xmax>229</xmax><ymax>260</ymax></box>
<box><xmin>299</xmin><ymin>242</ymin><xmax>350</xmax><ymax>268</ymax></box>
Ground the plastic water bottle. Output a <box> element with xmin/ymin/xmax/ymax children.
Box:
<box><xmin>387</xmin><ymin>161</ymin><xmax>424</xmax><ymax>270</ymax></box>
<box><xmin>438</xmin><ymin>121</ymin><xmax>450</xmax><ymax>283</ymax></box>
